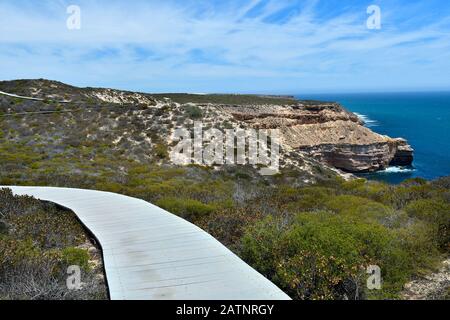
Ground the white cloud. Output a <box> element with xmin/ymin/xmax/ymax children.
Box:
<box><xmin>0</xmin><ymin>0</ymin><xmax>449</xmax><ymax>93</ymax></box>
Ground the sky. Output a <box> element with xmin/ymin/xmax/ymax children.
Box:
<box><xmin>0</xmin><ymin>0</ymin><xmax>450</xmax><ymax>94</ymax></box>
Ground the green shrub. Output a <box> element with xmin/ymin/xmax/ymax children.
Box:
<box><xmin>240</xmin><ymin>212</ymin><xmax>416</xmax><ymax>299</ymax></box>
<box><xmin>324</xmin><ymin>195</ymin><xmax>396</xmax><ymax>224</ymax></box>
<box><xmin>156</xmin><ymin>197</ymin><xmax>216</xmax><ymax>220</ymax></box>
<box><xmin>239</xmin><ymin>216</ymin><xmax>285</xmax><ymax>277</ymax></box>
<box><xmin>384</xmin><ymin>184</ymin><xmax>434</xmax><ymax>209</ymax></box>
<box><xmin>154</xmin><ymin>142</ymin><xmax>168</xmax><ymax>159</ymax></box>
<box><xmin>395</xmin><ymin>222</ymin><xmax>440</xmax><ymax>274</ymax></box>
<box><xmin>94</xmin><ymin>181</ymin><xmax>123</xmax><ymax>194</ymax></box>
<box><xmin>405</xmin><ymin>199</ymin><xmax>450</xmax><ymax>249</ymax></box>
<box><xmin>275</xmin><ymin>250</ymin><xmax>354</xmax><ymax>300</ymax></box>
<box><xmin>341</xmin><ymin>178</ymin><xmax>366</xmax><ymax>191</ymax></box>
<box><xmin>0</xmin><ymin>238</ymin><xmax>42</xmax><ymax>266</ymax></box>
<box><xmin>286</xmin><ymin>187</ymin><xmax>334</xmax><ymax>212</ymax></box>
<box><xmin>0</xmin><ymin>190</ymin><xmax>107</xmax><ymax>300</ymax></box>
<box><xmin>62</xmin><ymin>247</ymin><xmax>90</xmax><ymax>271</ymax></box>
<box><xmin>184</xmin><ymin>105</ymin><xmax>203</xmax><ymax>119</ymax></box>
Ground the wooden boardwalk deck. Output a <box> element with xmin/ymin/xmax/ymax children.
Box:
<box><xmin>3</xmin><ymin>186</ymin><xmax>290</xmax><ymax>300</ymax></box>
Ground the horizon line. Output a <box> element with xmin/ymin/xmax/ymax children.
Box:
<box><xmin>1</xmin><ymin>78</ymin><xmax>450</xmax><ymax>97</ymax></box>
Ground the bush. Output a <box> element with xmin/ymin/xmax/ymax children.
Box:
<box><xmin>198</xmin><ymin>208</ymin><xmax>262</xmax><ymax>249</ymax></box>
<box><xmin>432</xmin><ymin>176</ymin><xmax>450</xmax><ymax>189</ymax></box>
<box><xmin>282</xmin><ymin>187</ymin><xmax>333</xmax><ymax>211</ymax></box>
<box><xmin>0</xmin><ymin>190</ymin><xmax>106</xmax><ymax>300</ymax></box>
<box><xmin>62</xmin><ymin>247</ymin><xmax>90</xmax><ymax>271</ymax></box>
<box><xmin>383</xmin><ymin>184</ymin><xmax>434</xmax><ymax>209</ymax></box>
<box><xmin>240</xmin><ymin>212</ymin><xmax>418</xmax><ymax>299</ymax></box>
<box><xmin>324</xmin><ymin>195</ymin><xmax>396</xmax><ymax>224</ymax></box>
<box><xmin>405</xmin><ymin>199</ymin><xmax>450</xmax><ymax>249</ymax></box>
<box><xmin>276</xmin><ymin>251</ymin><xmax>355</xmax><ymax>300</ymax></box>
<box><xmin>184</xmin><ymin>105</ymin><xmax>203</xmax><ymax>119</ymax></box>
<box><xmin>156</xmin><ymin>197</ymin><xmax>216</xmax><ymax>220</ymax></box>
<box><xmin>153</xmin><ymin>142</ymin><xmax>168</xmax><ymax>159</ymax></box>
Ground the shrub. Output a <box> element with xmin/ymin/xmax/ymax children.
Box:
<box><xmin>275</xmin><ymin>251</ymin><xmax>356</xmax><ymax>300</ymax></box>
<box><xmin>156</xmin><ymin>197</ymin><xmax>216</xmax><ymax>220</ymax></box>
<box><xmin>0</xmin><ymin>190</ymin><xmax>106</xmax><ymax>300</ymax></box>
<box><xmin>340</xmin><ymin>178</ymin><xmax>366</xmax><ymax>191</ymax></box>
<box><xmin>184</xmin><ymin>105</ymin><xmax>203</xmax><ymax>119</ymax></box>
<box><xmin>324</xmin><ymin>195</ymin><xmax>397</xmax><ymax>225</ymax></box>
<box><xmin>0</xmin><ymin>237</ymin><xmax>42</xmax><ymax>267</ymax></box>
<box><xmin>383</xmin><ymin>184</ymin><xmax>434</xmax><ymax>209</ymax></box>
<box><xmin>239</xmin><ymin>216</ymin><xmax>285</xmax><ymax>277</ymax></box>
<box><xmin>432</xmin><ymin>176</ymin><xmax>450</xmax><ymax>189</ymax></box>
<box><xmin>401</xmin><ymin>177</ymin><xmax>428</xmax><ymax>187</ymax></box>
<box><xmin>94</xmin><ymin>181</ymin><xmax>123</xmax><ymax>194</ymax></box>
<box><xmin>62</xmin><ymin>247</ymin><xmax>90</xmax><ymax>271</ymax></box>
<box><xmin>405</xmin><ymin>199</ymin><xmax>450</xmax><ymax>249</ymax></box>
<box><xmin>286</xmin><ymin>187</ymin><xmax>334</xmax><ymax>212</ymax></box>
<box><xmin>395</xmin><ymin>222</ymin><xmax>440</xmax><ymax>274</ymax></box>
<box><xmin>198</xmin><ymin>208</ymin><xmax>262</xmax><ymax>248</ymax></box>
<box><xmin>153</xmin><ymin>142</ymin><xmax>168</xmax><ymax>159</ymax></box>
<box><xmin>240</xmin><ymin>212</ymin><xmax>417</xmax><ymax>299</ymax></box>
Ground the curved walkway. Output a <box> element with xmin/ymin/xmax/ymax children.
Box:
<box><xmin>0</xmin><ymin>90</ymin><xmax>71</xmax><ymax>103</ymax></box>
<box><xmin>2</xmin><ymin>186</ymin><xmax>290</xmax><ymax>300</ymax></box>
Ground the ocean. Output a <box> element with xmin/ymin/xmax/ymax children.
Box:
<box><xmin>297</xmin><ymin>92</ymin><xmax>450</xmax><ymax>184</ymax></box>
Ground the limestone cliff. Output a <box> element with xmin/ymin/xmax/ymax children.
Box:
<box><xmin>218</xmin><ymin>102</ymin><xmax>414</xmax><ymax>173</ymax></box>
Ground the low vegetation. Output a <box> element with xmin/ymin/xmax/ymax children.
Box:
<box><xmin>0</xmin><ymin>189</ymin><xmax>107</xmax><ymax>300</ymax></box>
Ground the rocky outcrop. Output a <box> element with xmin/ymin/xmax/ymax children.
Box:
<box><xmin>221</xmin><ymin>102</ymin><xmax>414</xmax><ymax>173</ymax></box>
<box><xmin>221</xmin><ymin>102</ymin><xmax>362</xmax><ymax>127</ymax></box>
<box><xmin>390</xmin><ymin>138</ymin><xmax>414</xmax><ymax>166</ymax></box>
<box><xmin>402</xmin><ymin>258</ymin><xmax>450</xmax><ymax>300</ymax></box>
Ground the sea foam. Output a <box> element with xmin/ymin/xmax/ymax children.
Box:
<box><xmin>354</xmin><ymin>113</ymin><xmax>379</xmax><ymax>127</ymax></box>
<box><xmin>381</xmin><ymin>166</ymin><xmax>416</xmax><ymax>174</ymax></box>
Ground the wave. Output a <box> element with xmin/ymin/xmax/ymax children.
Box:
<box><xmin>380</xmin><ymin>166</ymin><xmax>416</xmax><ymax>174</ymax></box>
<box><xmin>354</xmin><ymin>113</ymin><xmax>379</xmax><ymax>127</ymax></box>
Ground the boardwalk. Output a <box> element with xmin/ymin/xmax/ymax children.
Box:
<box><xmin>3</xmin><ymin>186</ymin><xmax>290</xmax><ymax>300</ymax></box>
<box><xmin>0</xmin><ymin>90</ymin><xmax>71</xmax><ymax>103</ymax></box>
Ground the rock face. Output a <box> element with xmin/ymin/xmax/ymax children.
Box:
<box><xmin>390</xmin><ymin>138</ymin><xmax>414</xmax><ymax>166</ymax></box>
<box><xmin>221</xmin><ymin>102</ymin><xmax>414</xmax><ymax>173</ymax></box>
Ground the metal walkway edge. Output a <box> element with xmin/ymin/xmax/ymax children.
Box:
<box><xmin>2</xmin><ymin>186</ymin><xmax>290</xmax><ymax>300</ymax></box>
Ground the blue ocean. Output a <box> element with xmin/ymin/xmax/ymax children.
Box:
<box><xmin>297</xmin><ymin>92</ymin><xmax>450</xmax><ymax>184</ymax></box>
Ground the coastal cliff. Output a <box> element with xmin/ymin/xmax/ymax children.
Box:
<box><xmin>218</xmin><ymin>102</ymin><xmax>414</xmax><ymax>173</ymax></box>
<box><xmin>0</xmin><ymin>79</ymin><xmax>413</xmax><ymax>176</ymax></box>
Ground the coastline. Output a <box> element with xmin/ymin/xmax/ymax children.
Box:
<box><xmin>299</xmin><ymin>92</ymin><xmax>450</xmax><ymax>183</ymax></box>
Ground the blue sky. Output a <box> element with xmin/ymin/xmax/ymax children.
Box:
<box><xmin>0</xmin><ymin>0</ymin><xmax>450</xmax><ymax>94</ymax></box>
